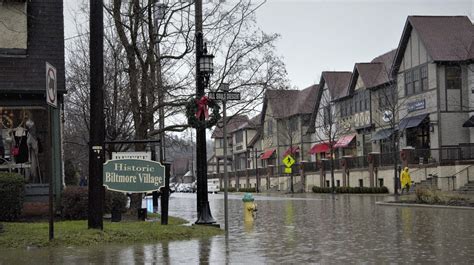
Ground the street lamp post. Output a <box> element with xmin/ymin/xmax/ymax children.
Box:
<box><xmin>195</xmin><ymin>0</ymin><xmax>216</xmax><ymax>225</ymax></box>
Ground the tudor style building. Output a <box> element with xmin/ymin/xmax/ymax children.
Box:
<box><xmin>391</xmin><ymin>16</ymin><xmax>474</xmax><ymax>162</ymax></box>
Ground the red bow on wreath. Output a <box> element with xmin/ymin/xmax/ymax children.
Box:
<box><xmin>195</xmin><ymin>96</ymin><xmax>209</xmax><ymax>120</ymax></box>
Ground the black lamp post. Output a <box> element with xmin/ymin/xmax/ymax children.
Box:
<box><xmin>194</xmin><ymin>0</ymin><xmax>216</xmax><ymax>225</ymax></box>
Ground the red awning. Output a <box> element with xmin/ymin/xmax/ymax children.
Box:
<box><xmin>283</xmin><ymin>146</ymin><xmax>300</xmax><ymax>157</ymax></box>
<box><xmin>308</xmin><ymin>143</ymin><xmax>330</xmax><ymax>154</ymax></box>
<box><xmin>334</xmin><ymin>134</ymin><xmax>356</xmax><ymax>148</ymax></box>
<box><xmin>259</xmin><ymin>149</ymin><xmax>276</xmax><ymax>160</ymax></box>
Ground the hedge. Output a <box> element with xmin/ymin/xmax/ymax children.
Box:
<box><xmin>219</xmin><ymin>187</ymin><xmax>256</xmax><ymax>193</ymax></box>
<box><xmin>312</xmin><ymin>186</ymin><xmax>389</xmax><ymax>194</ymax></box>
<box><xmin>61</xmin><ymin>187</ymin><xmax>128</xmax><ymax>220</ymax></box>
<box><xmin>0</xmin><ymin>172</ymin><xmax>25</xmax><ymax>221</ymax></box>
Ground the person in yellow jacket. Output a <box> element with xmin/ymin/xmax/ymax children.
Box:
<box><xmin>400</xmin><ymin>167</ymin><xmax>411</xmax><ymax>194</ymax></box>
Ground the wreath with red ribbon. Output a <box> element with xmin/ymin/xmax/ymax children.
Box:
<box><xmin>185</xmin><ymin>96</ymin><xmax>221</xmax><ymax>129</ymax></box>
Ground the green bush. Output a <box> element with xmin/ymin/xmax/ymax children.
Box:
<box><xmin>238</xmin><ymin>188</ymin><xmax>256</xmax><ymax>193</ymax></box>
<box><xmin>312</xmin><ymin>186</ymin><xmax>389</xmax><ymax>194</ymax></box>
<box><xmin>220</xmin><ymin>187</ymin><xmax>236</xmax><ymax>192</ymax></box>
<box><xmin>61</xmin><ymin>186</ymin><xmax>88</xmax><ymax>220</ymax></box>
<box><xmin>0</xmin><ymin>172</ymin><xmax>25</xmax><ymax>221</ymax></box>
<box><xmin>104</xmin><ymin>190</ymin><xmax>128</xmax><ymax>214</ymax></box>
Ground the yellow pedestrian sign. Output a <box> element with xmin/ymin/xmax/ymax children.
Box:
<box><xmin>284</xmin><ymin>167</ymin><xmax>292</xmax><ymax>174</ymax></box>
<box><xmin>283</xmin><ymin>155</ymin><xmax>295</xmax><ymax>168</ymax></box>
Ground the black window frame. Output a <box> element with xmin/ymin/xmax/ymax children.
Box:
<box><xmin>446</xmin><ymin>65</ymin><xmax>462</xmax><ymax>90</ymax></box>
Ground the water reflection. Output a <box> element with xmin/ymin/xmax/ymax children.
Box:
<box><xmin>1</xmin><ymin>193</ymin><xmax>474</xmax><ymax>264</ymax></box>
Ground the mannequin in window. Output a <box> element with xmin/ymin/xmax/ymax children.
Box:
<box><xmin>26</xmin><ymin>119</ymin><xmax>41</xmax><ymax>183</ymax></box>
<box><xmin>12</xmin><ymin>125</ymin><xmax>29</xmax><ymax>164</ymax></box>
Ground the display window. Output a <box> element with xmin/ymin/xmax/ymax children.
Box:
<box><xmin>0</xmin><ymin>106</ymin><xmax>49</xmax><ymax>184</ymax></box>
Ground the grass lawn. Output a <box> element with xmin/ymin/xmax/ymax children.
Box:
<box><xmin>0</xmin><ymin>216</ymin><xmax>222</xmax><ymax>249</ymax></box>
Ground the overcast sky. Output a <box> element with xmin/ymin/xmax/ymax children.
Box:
<box><xmin>63</xmin><ymin>0</ymin><xmax>473</xmax><ymax>89</ymax></box>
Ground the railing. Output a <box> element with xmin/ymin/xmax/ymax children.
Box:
<box><xmin>207</xmin><ymin>146</ymin><xmax>474</xmax><ymax>179</ymax></box>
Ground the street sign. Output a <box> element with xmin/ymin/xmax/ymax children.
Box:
<box><xmin>282</xmin><ymin>155</ymin><xmax>295</xmax><ymax>168</ymax></box>
<box><xmin>112</xmin><ymin>152</ymin><xmax>151</xmax><ymax>161</ymax></box>
<box><xmin>103</xmin><ymin>159</ymin><xmax>165</xmax><ymax>193</ymax></box>
<box><xmin>284</xmin><ymin>167</ymin><xmax>292</xmax><ymax>174</ymax></box>
<box><xmin>46</xmin><ymin>62</ymin><xmax>57</xmax><ymax>108</ymax></box>
<box><xmin>208</xmin><ymin>91</ymin><xmax>241</xmax><ymax>101</ymax></box>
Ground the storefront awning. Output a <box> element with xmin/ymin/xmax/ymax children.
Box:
<box><xmin>308</xmin><ymin>143</ymin><xmax>330</xmax><ymax>154</ymax></box>
<box><xmin>334</xmin><ymin>134</ymin><xmax>356</xmax><ymax>148</ymax></box>
<box><xmin>283</xmin><ymin>146</ymin><xmax>300</xmax><ymax>157</ymax></box>
<box><xmin>259</xmin><ymin>149</ymin><xmax>275</xmax><ymax>160</ymax></box>
<box><xmin>372</xmin><ymin>128</ymin><xmax>395</xmax><ymax>141</ymax></box>
<box><xmin>463</xmin><ymin>116</ymin><xmax>474</xmax><ymax>127</ymax></box>
<box><xmin>399</xmin><ymin>114</ymin><xmax>428</xmax><ymax>130</ymax></box>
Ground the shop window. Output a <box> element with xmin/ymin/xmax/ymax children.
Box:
<box><xmin>359</xmin><ymin>179</ymin><xmax>363</xmax><ymax>187</ymax></box>
<box><xmin>326</xmin><ymin>180</ymin><xmax>330</xmax><ymax>187</ymax></box>
<box><xmin>446</xmin><ymin>65</ymin><xmax>462</xmax><ymax>90</ymax></box>
<box><xmin>0</xmin><ymin>2</ymin><xmax>27</xmax><ymax>55</ymax></box>
<box><xmin>0</xmin><ymin>107</ymin><xmax>48</xmax><ymax>184</ymax></box>
<box><xmin>336</xmin><ymin>180</ymin><xmax>340</xmax><ymax>187</ymax></box>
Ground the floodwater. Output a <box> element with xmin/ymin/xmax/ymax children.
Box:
<box><xmin>1</xmin><ymin>192</ymin><xmax>474</xmax><ymax>264</ymax></box>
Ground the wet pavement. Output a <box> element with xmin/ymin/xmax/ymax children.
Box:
<box><xmin>1</xmin><ymin>192</ymin><xmax>474</xmax><ymax>264</ymax></box>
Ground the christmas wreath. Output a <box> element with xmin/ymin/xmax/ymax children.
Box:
<box><xmin>186</xmin><ymin>96</ymin><xmax>221</xmax><ymax>129</ymax></box>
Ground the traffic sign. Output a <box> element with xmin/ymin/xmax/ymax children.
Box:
<box><xmin>282</xmin><ymin>155</ymin><xmax>295</xmax><ymax>168</ymax></box>
<box><xmin>284</xmin><ymin>167</ymin><xmax>292</xmax><ymax>174</ymax></box>
<box><xmin>208</xmin><ymin>91</ymin><xmax>241</xmax><ymax>101</ymax></box>
<box><xmin>46</xmin><ymin>62</ymin><xmax>57</xmax><ymax>108</ymax></box>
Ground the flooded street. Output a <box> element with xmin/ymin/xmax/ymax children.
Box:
<box><xmin>1</xmin><ymin>192</ymin><xmax>474</xmax><ymax>264</ymax></box>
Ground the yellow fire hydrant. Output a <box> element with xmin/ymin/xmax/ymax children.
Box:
<box><xmin>242</xmin><ymin>193</ymin><xmax>257</xmax><ymax>223</ymax></box>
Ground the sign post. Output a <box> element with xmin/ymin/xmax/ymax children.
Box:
<box><xmin>211</xmin><ymin>83</ymin><xmax>240</xmax><ymax>234</ymax></box>
<box><xmin>46</xmin><ymin>62</ymin><xmax>57</xmax><ymax>241</ymax></box>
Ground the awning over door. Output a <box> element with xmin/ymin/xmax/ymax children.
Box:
<box><xmin>372</xmin><ymin>128</ymin><xmax>395</xmax><ymax>141</ymax></box>
<box><xmin>334</xmin><ymin>134</ymin><xmax>356</xmax><ymax>148</ymax></box>
<box><xmin>399</xmin><ymin>114</ymin><xmax>428</xmax><ymax>130</ymax></box>
<box><xmin>283</xmin><ymin>146</ymin><xmax>300</xmax><ymax>157</ymax></box>
<box><xmin>259</xmin><ymin>149</ymin><xmax>275</xmax><ymax>160</ymax></box>
<box><xmin>463</xmin><ymin>116</ymin><xmax>474</xmax><ymax>127</ymax></box>
<box><xmin>308</xmin><ymin>143</ymin><xmax>330</xmax><ymax>154</ymax></box>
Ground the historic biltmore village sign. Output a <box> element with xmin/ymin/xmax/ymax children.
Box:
<box><xmin>103</xmin><ymin>158</ymin><xmax>165</xmax><ymax>193</ymax></box>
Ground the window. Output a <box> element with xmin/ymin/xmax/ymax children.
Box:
<box><xmin>235</xmin><ymin>130</ymin><xmax>243</xmax><ymax>144</ymax></box>
<box><xmin>405</xmin><ymin>70</ymin><xmax>414</xmax><ymax>96</ymax></box>
<box><xmin>446</xmin><ymin>65</ymin><xmax>462</xmax><ymax>90</ymax></box>
<box><xmin>364</xmin><ymin>90</ymin><xmax>369</xmax><ymax>111</ymax></box>
<box><xmin>359</xmin><ymin>179</ymin><xmax>364</xmax><ymax>187</ymax></box>
<box><xmin>323</xmin><ymin>106</ymin><xmax>331</xmax><ymax>126</ymax></box>
<box><xmin>0</xmin><ymin>106</ymin><xmax>50</xmax><ymax>184</ymax></box>
<box><xmin>421</xmin><ymin>65</ymin><xmax>428</xmax><ymax>91</ymax></box>
<box><xmin>289</xmin><ymin>117</ymin><xmax>298</xmax><ymax>131</ymax></box>
<box><xmin>0</xmin><ymin>2</ymin><xmax>27</xmax><ymax>55</ymax></box>
<box><xmin>413</xmin><ymin>67</ymin><xmax>421</xmax><ymax>94</ymax></box>
<box><xmin>215</xmin><ymin>138</ymin><xmax>223</xmax><ymax>148</ymax></box>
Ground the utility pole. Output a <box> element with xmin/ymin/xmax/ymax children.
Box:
<box><xmin>88</xmin><ymin>0</ymin><xmax>104</xmax><ymax>229</ymax></box>
<box><xmin>195</xmin><ymin>0</ymin><xmax>216</xmax><ymax>225</ymax></box>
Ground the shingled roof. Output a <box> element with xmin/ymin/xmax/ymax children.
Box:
<box><xmin>262</xmin><ymin>85</ymin><xmax>319</xmax><ymax>120</ymax></box>
<box><xmin>392</xmin><ymin>16</ymin><xmax>474</xmax><ymax>75</ymax></box>
<box><xmin>231</xmin><ymin>114</ymin><xmax>261</xmax><ymax>133</ymax></box>
<box><xmin>320</xmin><ymin>71</ymin><xmax>352</xmax><ymax>101</ymax></box>
<box><xmin>211</xmin><ymin>115</ymin><xmax>248</xmax><ymax>138</ymax></box>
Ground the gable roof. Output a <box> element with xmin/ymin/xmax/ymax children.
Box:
<box><xmin>211</xmin><ymin>115</ymin><xmax>248</xmax><ymax>138</ymax></box>
<box><xmin>261</xmin><ymin>85</ymin><xmax>319</xmax><ymax>120</ymax></box>
<box><xmin>392</xmin><ymin>16</ymin><xmax>474</xmax><ymax>75</ymax></box>
<box><xmin>231</xmin><ymin>114</ymin><xmax>261</xmax><ymax>133</ymax></box>
<box><xmin>320</xmin><ymin>71</ymin><xmax>352</xmax><ymax>100</ymax></box>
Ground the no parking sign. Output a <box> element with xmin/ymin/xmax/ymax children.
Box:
<box><xmin>46</xmin><ymin>62</ymin><xmax>57</xmax><ymax>108</ymax></box>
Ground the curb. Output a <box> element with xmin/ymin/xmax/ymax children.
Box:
<box><xmin>375</xmin><ymin>201</ymin><xmax>474</xmax><ymax>210</ymax></box>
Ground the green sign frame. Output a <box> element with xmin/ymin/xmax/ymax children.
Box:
<box><xmin>103</xmin><ymin>159</ymin><xmax>165</xmax><ymax>193</ymax></box>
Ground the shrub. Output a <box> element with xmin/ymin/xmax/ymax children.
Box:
<box><xmin>415</xmin><ymin>187</ymin><xmax>441</xmax><ymax>204</ymax></box>
<box><xmin>61</xmin><ymin>186</ymin><xmax>88</xmax><ymax>220</ymax></box>
<box><xmin>238</xmin><ymin>188</ymin><xmax>256</xmax><ymax>193</ymax></box>
<box><xmin>0</xmin><ymin>172</ymin><xmax>25</xmax><ymax>221</ymax></box>
<box><xmin>220</xmin><ymin>187</ymin><xmax>236</xmax><ymax>192</ymax></box>
<box><xmin>104</xmin><ymin>190</ymin><xmax>128</xmax><ymax>214</ymax></box>
<box><xmin>312</xmin><ymin>186</ymin><xmax>389</xmax><ymax>194</ymax></box>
